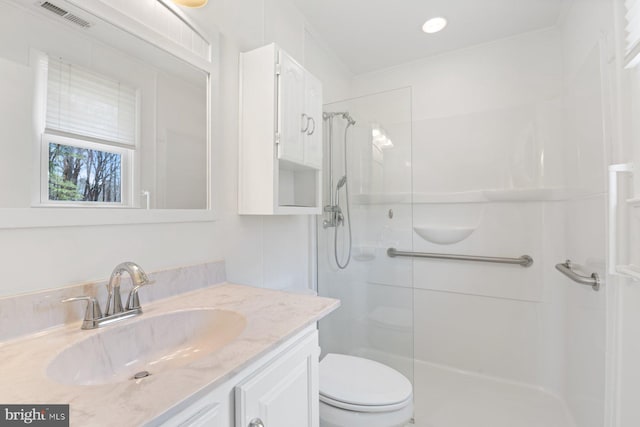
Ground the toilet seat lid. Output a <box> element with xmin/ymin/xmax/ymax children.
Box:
<box><xmin>319</xmin><ymin>354</ymin><xmax>412</xmax><ymax>407</ymax></box>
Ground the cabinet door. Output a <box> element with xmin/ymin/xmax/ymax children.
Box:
<box><xmin>303</xmin><ymin>73</ymin><xmax>323</xmax><ymax>170</ymax></box>
<box><xmin>277</xmin><ymin>51</ymin><xmax>306</xmax><ymax>165</ymax></box>
<box><xmin>235</xmin><ymin>331</ymin><xmax>319</xmax><ymax>427</ymax></box>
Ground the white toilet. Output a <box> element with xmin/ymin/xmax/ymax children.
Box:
<box><xmin>319</xmin><ymin>354</ymin><xmax>413</xmax><ymax>427</ymax></box>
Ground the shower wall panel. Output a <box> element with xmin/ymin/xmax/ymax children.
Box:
<box><xmin>349</xmin><ymin>28</ymin><xmax>570</xmax><ymax>399</ymax></box>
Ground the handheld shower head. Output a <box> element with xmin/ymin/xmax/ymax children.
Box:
<box><xmin>334</xmin><ymin>175</ymin><xmax>347</xmax><ymax>205</ymax></box>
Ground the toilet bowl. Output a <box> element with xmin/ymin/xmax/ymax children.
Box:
<box><xmin>319</xmin><ymin>353</ymin><xmax>413</xmax><ymax>427</ymax></box>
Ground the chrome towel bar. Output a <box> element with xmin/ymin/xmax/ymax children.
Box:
<box><xmin>555</xmin><ymin>260</ymin><xmax>600</xmax><ymax>291</ymax></box>
<box><xmin>386</xmin><ymin>248</ymin><xmax>533</xmax><ymax>267</ymax></box>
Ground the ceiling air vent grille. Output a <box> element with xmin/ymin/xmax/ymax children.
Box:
<box><xmin>63</xmin><ymin>13</ymin><xmax>90</xmax><ymax>28</ymax></box>
<box><xmin>40</xmin><ymin>1</ymin><xmax>66</xmax><ymax>16</ymax></box>
<box><xmin>39</xmin><ymin>1</ymin><xmax>91</xmax><ymax>28</ymax></box>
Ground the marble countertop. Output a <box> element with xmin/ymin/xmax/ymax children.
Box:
<box><xmin>0</xmin><ymin>283</ymin><xmax>339</xmax><ymax>426</ymax></box>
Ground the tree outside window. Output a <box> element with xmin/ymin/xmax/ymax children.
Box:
<box><xmin>48</xmin><ymin>142</ymin><xmax>122</xmax><ymax>203</ymax></box>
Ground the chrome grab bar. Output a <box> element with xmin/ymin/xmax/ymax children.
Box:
<box><xmin>387</xmin><ymin>248</ymin><xmax>533</xmax><ymax>267</ymax></box>
<box><xmin>555</xmin><ymin>260</ymin><xmax>600</xmax><ymax>291</ymax></box>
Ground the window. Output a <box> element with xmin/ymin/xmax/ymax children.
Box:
<box><xmin>41</xmin><ymin>57</ymin><xmax>137</xmax><ymax>205</ymax></box>
<box><xmin>44</xmin><ymin>133</ymin><xmax>129</xmax><ymax>204</ymax></box>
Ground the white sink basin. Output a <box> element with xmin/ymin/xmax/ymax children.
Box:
<box><xmin>47</xmin><ymin>308</ymin><xmax>246</xmax><ymax>386</ymax></box>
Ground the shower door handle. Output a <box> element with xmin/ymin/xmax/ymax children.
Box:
<box><xmin>300</xmin><ymin>113</ymin><xmax>309</xmax><ymax>133</ymax></box>
<box><xmin>307</xmin><ymin>117</ymin><xmax>316</xmax><ymax>135</ymax></box>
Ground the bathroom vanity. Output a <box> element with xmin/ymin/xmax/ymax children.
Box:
<box><xmin>160</xmin><ymin>325</ymin><xmax>320</xmax><ymax>427</ymax></box>
<box><xmin>0</xmin><ymin>283</ymin><xmax>339</xmax><ymax>426</ymax></box>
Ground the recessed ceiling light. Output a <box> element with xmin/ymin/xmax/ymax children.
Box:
<box><xmin>172</xmin><ymin>0</ymin><xmax>208</xmax><ymax>7</ymax></box>
<box><xmin>422</xmin><ymin>17</ymin><xmax>447</xmax><ymax>34</ymax></box>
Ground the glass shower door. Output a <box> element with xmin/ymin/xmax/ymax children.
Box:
<box><xmin>317</xmin><ymin>87</ymin><xmax>414</xmax><ymax>385</ymax></box>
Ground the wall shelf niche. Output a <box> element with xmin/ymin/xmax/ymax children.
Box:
<box><xmin>413</xmin><ymin>225</ymin><xmax>476</xmax><ymax>245</ymax></box>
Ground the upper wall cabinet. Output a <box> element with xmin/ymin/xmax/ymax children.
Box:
<box><xmin>278</xmin><ymin>53</ymin><xmax>323</xmax><ymax>169</ymax></box>
<box><xmin>239</xmin><ymin>43</ymin><xmax>323</xmax><ymax>215</ymax></box>
<box><xmin>303</xmin><ymin>72</ymin><xmax>323</xmax><ymax>169</ymax></box>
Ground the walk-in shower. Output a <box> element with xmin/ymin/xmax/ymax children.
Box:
<box><xmin>317</xmin><ymin>65</ymin><xmax>599</xmax><ymax>426</ymax></box>
<box><xmin>322</xmin><ymin>111</ymin><xmax>356</xmax><ymax>269</ymax></box>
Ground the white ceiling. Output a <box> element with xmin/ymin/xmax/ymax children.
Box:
<box><xmin>293</xmin><ymin>0</ymin><xmax>570</xmax><ymax>74</ymax></box>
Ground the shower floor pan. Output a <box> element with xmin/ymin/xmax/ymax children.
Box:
<box><xmin>411</xmin><ymin>360</ymin><xmax>575</xmax><ymax>427</ymax></box>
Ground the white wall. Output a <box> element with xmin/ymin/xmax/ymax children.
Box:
<box><xmin>0</xmin><ymin>0</ymin><xmax>352</xmax><ymax>297</ymax></box>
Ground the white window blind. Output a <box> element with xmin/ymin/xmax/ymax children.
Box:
<box><xmin>46</xmin><ymin>58</ymin><xmax>137</xmax><ymax>146</ymax></box>
<box><xmin>626</xmin><ymin>0</ymin><xmax>640</xmax><ymax>67</ymax></box>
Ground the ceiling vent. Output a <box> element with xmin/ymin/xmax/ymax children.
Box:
<box><xmin>39</xmin><ymin>1</ymin><xmax>92</xmax><ymax>28</ymax></box>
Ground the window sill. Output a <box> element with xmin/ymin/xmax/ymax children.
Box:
<box><xmin>0</xmin><ymin>208</ymin><xmax>216</xmax><ymax>229</ymax></box>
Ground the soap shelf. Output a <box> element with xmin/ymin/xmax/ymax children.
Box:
<box><xmin>413</xmin><ymin>225</ymin><xmax>476</xmax><ymax>245</ymax></box>
<box><xmin>353</xmin><ymin>247</ymin><xmax>376</xmax><ymax>262</ymax></box>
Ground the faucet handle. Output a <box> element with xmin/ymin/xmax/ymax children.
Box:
<box><xmin>62</xmin><ymin>296</ymin><xmax>103</xmax><ymax>329</ymax></box>
<box><xmin>125</xmin><ymin>279</ymin><xmax>154</xmax><ymax>312</ymax></box>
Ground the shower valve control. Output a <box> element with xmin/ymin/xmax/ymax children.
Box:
<box><xmin>388</xmin><ymin>209</ymin><xmax>394</xmax><ymax>219</ymax></box>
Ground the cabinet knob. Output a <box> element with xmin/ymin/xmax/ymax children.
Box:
<box><xmin>301</xmin><ymin>113</ymin><xmax>310</xmax><ymax>133</ymax></box>
<box><xmin>249</xmin><ymin>418</ymin><xmax>265</xmax><ymax>427</ymax></box>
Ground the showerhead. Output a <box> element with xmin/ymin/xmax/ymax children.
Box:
<box><xmin>336</xmin><ymin>175</ymin><xmax>347</xmax><ymax>189</ymax></box>
<box><xmin>323</xmin><ymin>111</ymin><xmax>356</xmax><ymax>126</ymax></box>
<box><xmin>334</xmin><ymin>175</ymin><xmax>348</xmax><ymax>207</ymax></box>
<box><xmin>342</xmin><ymin>113</ymin><xmax>356</xmax><ymax>127</ymax></box>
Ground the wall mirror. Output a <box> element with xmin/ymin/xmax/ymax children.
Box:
<box><xmin>0</xmin><ymin>0</ymin><xmax>217</xmax><ymax>228</ymax></box>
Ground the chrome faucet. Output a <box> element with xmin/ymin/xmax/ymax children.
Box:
<box><xmin>62</xmin><ymin>262</ymin><xmax>154</xmax><ymax>329</ymax></box>
<box><xmin>105</xmin><ymin>262</ymin><xmax>153</xmax><ymax>315</ymax></box>
<box><xmin>323</xmin><ymin>204</ymin><xmax>344</xmax><ymax>228</ymax></box>
<box><xmin>323</xmin><ymin>176</ymin><xmax>347</xmax><ymax>228</ymax></box>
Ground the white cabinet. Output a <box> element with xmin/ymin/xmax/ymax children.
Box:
<box><xmin>277</xmin><ymin>55</ymin><xmax>322</xmax><ymax>169</ymax></box>
<box><xmin>303</xmin><ymin>73</ymin><xmax>323</xmax><ymax>170</ymax></box>
<box><xmin>277</xmin><ymin>52</ymin><xmax>306</xmax><ymax>166</ymax></box>
<box><xmin>235</xmin><ymin>330</ymin><xmax>319</xmax><ymax>427</ymax></box>
<box><xmin>239</xmin><ymin>43</ymin><xmax>323</xmax><ymax>215</ymax></box>
<box><xmin>152</xmin><ymin>327</ymin><xmax>320</xmax><ymax>427</ymax></box>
